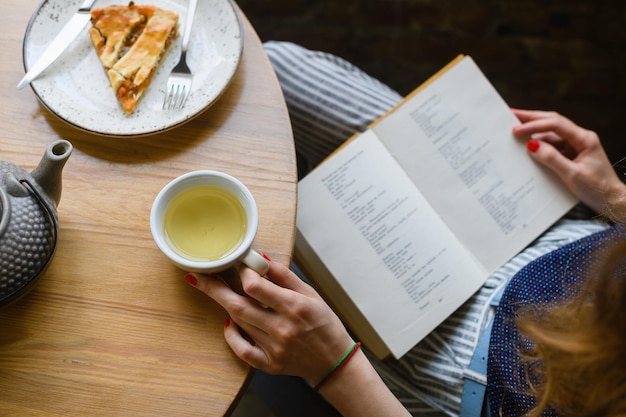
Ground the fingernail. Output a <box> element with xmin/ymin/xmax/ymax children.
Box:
<box><xmin>527</xmin><ymin>139</ymin><xmax>540</xmax><ymax>153</ymax></box>
<box><xmin>184</xmin><ymin>274</ymin><xmax>198</xmax><ymax>286</ymax></box>
<box><xmin>261</xmin><ymin>252</ymin><xmax>271</xmax><ymax>262</ymax></box>
<box><xmin>224</xmin><ymin>318</ymin><xmax>230</xmax><ymax>328</ymax></box>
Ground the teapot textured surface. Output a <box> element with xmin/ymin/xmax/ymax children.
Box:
<box><xmin>0</xmin><ymin>140</ymin><xmax>72</xmax><ymax>306</ymax></box>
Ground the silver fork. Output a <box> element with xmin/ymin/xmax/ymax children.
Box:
<box><xmin>163</xmin><ymin>0</ymin><xmax>198</xmax><ymax>110</ymax></box>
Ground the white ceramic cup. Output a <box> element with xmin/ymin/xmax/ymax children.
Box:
<box><xmin>150</xmin><ymin>170</ymin><xmax>269</xmax><ymax>275</ymax></box>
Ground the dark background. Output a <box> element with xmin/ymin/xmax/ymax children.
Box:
<box><xmin>236</xmin><ymin>0</ymin><xmax>626</xmax><ymax>164</ymax></box>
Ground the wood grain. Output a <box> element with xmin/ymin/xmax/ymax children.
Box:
<box><xmin>0</xmin><ymin>1</ymin><xmax>297</xmax><ymax>415</ymax></box>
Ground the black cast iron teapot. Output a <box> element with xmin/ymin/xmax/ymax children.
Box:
<box><xmin>0</xmin><ymin>140</ymin><xmax>72</xmax><ymax>306</ymax></box>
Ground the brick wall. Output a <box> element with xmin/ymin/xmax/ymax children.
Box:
<box><xmin>236</xmin><ymin>0</ymin><xmax>626</xmax><ymax>163</ymax></box>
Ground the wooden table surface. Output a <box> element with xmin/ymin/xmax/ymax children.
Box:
<box><xmin>0</xmin><ymin>0</ymin><xmax>297</xmax><ymax>415</ymax></box>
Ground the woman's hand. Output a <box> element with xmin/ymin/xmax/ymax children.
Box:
<box><xmin>185</xmin><ymin>260</ymin><xmax>411</xmax><ymax>417</ymax></box>
<box><xmin>512</xmin><ymin>109</ymin><xmax>626</xmax><ymax>221</ymax></box>
<box><xmin>185</xmin><ymin>260</ymin><xmax>354</xmax><ymax>385</ymax></box>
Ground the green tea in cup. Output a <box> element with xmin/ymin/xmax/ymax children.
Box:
<box><xmin>164</xmin><ymin>185</ymin><xmax>247</xmax><ymax>261</ymax></box>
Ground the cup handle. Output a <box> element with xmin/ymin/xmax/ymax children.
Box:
<box><xmin>242</xmin><ymin>249</ymin><xmax>270</xmax><ymax>276</ymax></box>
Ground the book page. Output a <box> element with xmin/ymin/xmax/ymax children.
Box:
<box><xmin>297</xmin><ymin>130</ymin><xmax>486</xmax><ymax>358</ymax></box>
<box><xmin>373</xmin><ymin>56</ymin><xmax>577</xmax><ymax>273</ymax></box>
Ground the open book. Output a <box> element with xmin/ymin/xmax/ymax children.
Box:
<box><xmin>294</xmin><ymin>55</ymin><xmax>578</xmax><ymax>360</ymax></box>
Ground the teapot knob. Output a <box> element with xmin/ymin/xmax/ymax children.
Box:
<box><xmin>0</xmin><ymin>173</ymin><xmax>31</xmax><ymax>238</ymax></box>
<box><xmin>0</xmin><ymin>186</ymin><xmax>9</xmax><ymax>238</ymax></box>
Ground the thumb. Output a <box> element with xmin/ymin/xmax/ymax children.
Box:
<box><xmin>526</xmin><ymin>139</ymin><xmax>575</xmax><ymax>181</ymax></box>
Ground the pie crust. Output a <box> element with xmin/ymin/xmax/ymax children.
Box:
<box><xmin>89</xmin><ymin>2</ymin><xmax>178</xmax><ymax>113</ymax></box>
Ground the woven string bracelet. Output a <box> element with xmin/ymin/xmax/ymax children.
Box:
<box><xmin>314</xmin><ymin>342</ymin><xmax>362</xmax><ymax>391</ymax></box>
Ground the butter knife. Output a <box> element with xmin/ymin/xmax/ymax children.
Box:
<box><xmin>17</xmin><ymin>0</ymin><xmax>97</xmax><ymax>89</ymax></box>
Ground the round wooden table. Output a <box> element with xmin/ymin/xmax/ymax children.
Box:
<box><xmin>0</xmin><ymin>1</ymin><xmax>297</xmax><ymax>415</ymax></box>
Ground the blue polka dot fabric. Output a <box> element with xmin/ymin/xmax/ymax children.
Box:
<box><xmin>486</xmin><ymin>224</ymin><xmax>626</xmax><ymax>416</ymax></box>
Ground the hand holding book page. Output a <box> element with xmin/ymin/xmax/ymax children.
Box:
<box><xmin>295</xmin><ymin>56</ymin><xmax>578</xmax><ymax>359</ymax></box>
<box><xmin>372</xmin><ymin>57</ymin><xmax>577</xmax><ymax>272</ymax></box>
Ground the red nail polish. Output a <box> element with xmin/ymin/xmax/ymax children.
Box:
<box><xmin>184</xmin><ymin>274</ymin><xmax>198</xmax><ymax>286</ymax></box>
<box><xmin>527</xmin><ymin>139</ymin><xmax>540</xmax><ymax>153</ymax></box>
<box><xmin>261</xmin><ymin>252</ymin><xmax>271</xmax><ymax>262</ymax></box>
<box><xmin>224</xmin><ymin>319</ymin><xmax>230</xmax><ymax>328</ymax></box>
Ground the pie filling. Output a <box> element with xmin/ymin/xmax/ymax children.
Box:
<box><xmin>89</xmin><ymin>2</ymin><xmax>178</xmax><ymax>113</ymax></box>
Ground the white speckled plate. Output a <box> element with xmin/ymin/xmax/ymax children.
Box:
<box><xmin>22</xmin><ymin>0</ymin><xmax>243</xmax><ymax>136</ymax></box>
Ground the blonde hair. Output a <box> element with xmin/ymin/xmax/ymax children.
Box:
<box><xmin>517</xmin><ymin>241</ymin><xmax>626</xmax><ymax>417</ymax></box>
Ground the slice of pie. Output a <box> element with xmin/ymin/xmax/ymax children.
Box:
<box><xmin>89</xmin><ymin>2</ymin><xmax>178</xmax><ymax>113</ymax></box>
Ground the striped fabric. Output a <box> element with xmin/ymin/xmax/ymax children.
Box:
<box><xmin>264</xmin><ymin>41</ymin><xmax>402</xmax><ymax>177</ymax></box>
<box><xmin>264</xmin><ymin>41</ymin><xmax>609</xmax><ymax>416</ymax></box>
